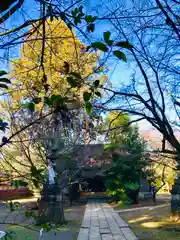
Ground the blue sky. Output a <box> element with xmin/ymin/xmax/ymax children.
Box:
<box><xmin>0</xmin><ymin>0</ymin><xmax>173</xmax><ymax>143</ymax></box>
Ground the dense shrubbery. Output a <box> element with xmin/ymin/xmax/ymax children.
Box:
<box><xmin>104</xmin><ymin>116</ymin><xmax>149</xmax><ymax>204</ymax></box>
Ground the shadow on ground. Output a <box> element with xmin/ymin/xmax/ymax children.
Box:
<box><xmin>120</xmin><ymin>205</ymin><xmax>180</xmax><ymax>240</ymax></box>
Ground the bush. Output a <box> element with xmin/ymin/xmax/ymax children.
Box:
<box><xmin>9</xmin><ymin>180</ymin><xmax>28</xmax><ymax>188</ymax></box>
<box><xmin>124</xmin><ymin>182</ymin><xmax>139</xmax><ymax>204</ymax></box>
<box><xmin>106</xmin><ymin>177</ymin><xmax>139</xmax><ymax>204</ymax></box>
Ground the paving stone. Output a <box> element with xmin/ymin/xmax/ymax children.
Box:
<box><xmin>81</xmin><ymin>219</ymin><xmax>90</xmax><ymax>228</ymax></box>
<box><xmin>100</xmin><ymin>228</ymin><xmax>111</xmax><ymax>234</ymax></box>
<box><xmin>91</xmin><ymin>219</ymin><xmax>99</xmax><ymax>227</ymax></box>
<box><xmin>42</xmin><ymin>230</ymin><xmax>74</xmax><ymax>240</ymax></box>
<box><xmin>100</xmin><ymin>221</ymin><xmax>109</xmax><ymax>229</ymax></box>
<box><xmin>77</xmin><ymin>228</ymin><xmax>89</xmax><ymax>240</ymax></box>
<box><xmin>121</xmin><ymin>227</ymin><xmax>137</xmax><ymax>240</ymax></box>
<box><xmin>113</xmin><ymin>235</ymin><xmax>126</xmax><ymax>240</ymax></box>
<box><xmin>101</xmin><ymin>233</ymin><xmax>114</xmax><ymax>240</ymax></box>
<box><xmin>90</xmin><ymin>227</ymin><xmax>99</xmax><ymax>232</ymax></box>
<box><xmin>89</xmin><ymin>230</ymin><xmax>101</xmax><ymax>239</ymax></box>
<box><xmin>78</xmin><ymin>201</ymin><xmax>137</xmax><ymax>240</ymax></box>
<box><xmin>113</xmin><ymin>214</ymin><xmax>129</xmax><ymax>228</ymax></box>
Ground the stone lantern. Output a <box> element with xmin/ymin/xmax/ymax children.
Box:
<box><xmin>36</xmin><ymin>137</ymin><xmax>67</xmax><ymax>225</ymax></box>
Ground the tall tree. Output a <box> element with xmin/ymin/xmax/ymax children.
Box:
<box><xmin>97</xmin><ymin>0</ymin><xmax>180</xmax><ymax>152</ymax></box>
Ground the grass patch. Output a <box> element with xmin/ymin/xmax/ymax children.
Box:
<box><xmin>119</xmin><ymin>205</ymin><xmax>180</xmax><ymax>240</ymax></box>
<box><xmin>4</xmin><ymin>225</ymin><xmax>37</xmax><ymax>240</ymax></box>
<box><xmin>3</xmin><ymin>224</ymin><xmax>70</xmax><ymax>240</ymax></box>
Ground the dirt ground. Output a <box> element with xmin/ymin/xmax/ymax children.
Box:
<box><xmin>119</xmin><ymin>205</ymin><xmax>180</xmax><ymax>240</ymax></box>
<box><xmin>112</xmin><ymin>193</ymin><xmax>170</xmax><ymax>211</ymax></box>
<box><xmin>0</xmin><ymin>198</ymin><xmax>86</xmax><ymax>239</ymax></box>
<box><xmin>64</xmin><ymin>202</ymin><xmax>86</xmax><ymax>238</ymax></box>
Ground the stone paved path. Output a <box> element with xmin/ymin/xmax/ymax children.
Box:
<box><xmin>77</xmin><ymin>201</ymin><xmax>137</xmax><ymax>240</ymax></box>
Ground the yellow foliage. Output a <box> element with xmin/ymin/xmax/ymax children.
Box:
<box><xmin>106</xmin><ymin>111</ymin><xmax>129</xmax><ymax>128</ymax></box>
<box><xmin>10</xmin><ymin>19</ymin><xmax>102</xmax><ymax>105</ymax></box>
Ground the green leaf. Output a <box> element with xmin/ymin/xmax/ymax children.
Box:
<box><xmin>32</xmin><ymin>97</ymin><xmax>41</xmax><ymax>104</ymax></box>
<box><xmin>95</xmin><ymin>91</ymin><xmax>101</xmax><ymax>97</ymax></box>
<box><xmin>83</xmin><ymin>92</ymin><xmax>91</xmax><ymax>102</ymax></box>
<box><xmin>0</xmin><ymin>120</ymin><xmax>8</xmax><ymax>132</ymax></box>
<box><xmin>67</xmin><ymin>23</ymin><xmax>72</xmax><ymax>30</ymax></box>
<box><xmin>85</xmin><ymin>102</ymin><xmax>92</xmax><ymax>114</ymax></box>
<box><xmin>86</xmin><ymin>46</ymin><xmax>91</xmax><ymax>52</ymax></box>
<box><xmin>87</xmin><ymin>23</ymin><xmax>95</xmax><ymax>33</ymax></box>
<box><xmin>85</xmin><ymin>15</ymin><xmax>97</xmax><ymax>23</ymax></box>
<box><xmin>115</xmin><ymin>41</ymin><xmax>133</xmax><ymax>49</ymax></box>
<box><xmin>103</xmin><ymin>31</ymin><xmax>113</xmax><ymax>46</ymax></box>
<box><xmin>91</xmin><ymin>42</ymin><xmax>108</xmax><ymax>52</ymax></box>
<box><xmin>113</xmin><ymin>50</ymin><xmax>127</xmax><ymax>62</ymax></box>
<box><xmin>94</xmin><ymin>80</ymin><xmax>100</xmax><ymax>88</ymax></box>
<box><xmin>67</xmin><ymin>77</ymin><xmax>81</xmax><ymax>88</ymax></box>
<box><xmin>27</xmin><ymin>102</ymin><xmax>35</xmax><ymax>112</ymax></box>
<box><xmin>0</xmin><ymin>83</ymin><xmax>8</xmax><ymax>89</ymax></box>
<box><xmin>2</xmin><ymin>136</ymin><xmax>8</xmax><ymax>143</ymax></box>
<box><xmin>51</xmin><ymin>95</ymin><xmax>64</xmax><ymax>104</ymax></box>
<box><xmin>25</xmin><ymin>210</ymin><xmax>33</xmax><ymax>218</ymax></box>
<box><xmin>85</xmin><ymin>15</ymin><xmax>91</xmax><ymax>23</ymax></box>
<box><xmin>44</xmin><ymin>96</ymin><xmax>52</xmax><ymax>105</ymax></box>
<box><xmin>0</xmin><ymin>78</ymin><xmax>11</xmax><ymax>84</ymax></box>
<box><xmin>0</xmin><ymin>70</ymin><xmax>7</xmax><ymax>76</ymax></box>
<box><xmin>70</xmin><ymin>72</ymin><xmax>81</xmax><ymax>79</ymax></box>
<box><xmin>74</xmin><ymin>15</ymin><xmax>81</xmax><ymax>25</ymax></box>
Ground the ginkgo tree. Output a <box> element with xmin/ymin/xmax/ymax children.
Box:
<box><xmin>10</xmin><ymin>19</ymin><xmax>106</xmax><ymax>111</ymax></box>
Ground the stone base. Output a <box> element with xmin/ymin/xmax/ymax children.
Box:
<box><xmin>36</xmin><ymin>184</ymin><xmax>65</xmax><ymax>225</ymax></box>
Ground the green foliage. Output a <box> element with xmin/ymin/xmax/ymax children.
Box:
<box><xmin>27</xmin><ymin>102</ymin><xmax>35</xmax><ymax>112</ymax></box>
<box><xmin>72</xmin><ymin>6</ymin><xmax>85</xmax><ymax>25</ymax></box>
<box><xmin>9</xmin><ymin>180</ymin><xmax>28</xmax><ymax>187</ymax></box>
<box><xmin>87</xmin><ymin>23</ymin><xmax>95</xmax><ymax>33</ymax></box>
<box><xmin>113</xmin><ymin>50</ymin><xmax>127</xmax><ymax>62</ymax></box>
<box><xmin>91</xmin><ymin>42</ymin><xmax>109</xmax><ymax>52</ymax></box>
<box><xmin>93</xmin><ymin>80</ymin><xmax>100</xmax><ymax>88</ymax></box>
<box><xmin>0</xmin><ymin>70</ymin><xmax>10</xmax><ymax>89</ymax></box>
<box><xmin>95</xmin><ymin>91</ymin><xmax>101</xmax><ymax>97</ymax></box>
<box><xmin>103</xmin><ymin>31</ymin><xmax>113</xmax><ymax>46</ymax></box>
<box><xmin>3</xmin><ymin>230</ymin><xmax>16</xmax><ymax>240</ymax></box>
<box><xmin>104</xmin><ymin>112</ymin><xmax>149</xmax><ymax>203</ymax></box>
<box><xmin>85</xmin><ymin>14</ymin><xmax>96</xmax><ymax>32</ymax></box>
<box><xmin>83</xmin><ymin>92</ymin><xmax>91</xmax><ymax>102</ymax></box>
<box><xmin>85</xmin><ymin>102</ymin><xmax>92</xmax><ymax>114</ymax></box>
<box><xmin>6</xmin><ymin>201</ymin><xmax>20</xmax><ymax>212</ymax></box>
<box><xmin>0</xmin><ymin>70</ymin><xmax>8</xmax><ymax>76</ymax></box>
<box><xmin>124</xmin><ymin>182</ymin><xmax>139</xmax><ymax>191</ymax></box>
<box><xmin>115</xmin><ymin>41</ymin><xmax>133</xmax><ymax>49</ymax></box>
<box><xmin>0</xmin><ymin>119</ymin><xmax>8</xmax><ymax>132</ymax></box>
<box><xmin>85</xmin><ymin>15</ymin><xmax>97</xmax><ymax>23</ymax></box>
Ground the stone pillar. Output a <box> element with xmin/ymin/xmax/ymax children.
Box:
<box><xmin>36</xmin><ymin>148</ymin><xmax>66</xmax><ymax>225</ymax></box>
<box><xmin>36</xmin><ymin>184</ymin><xmax>65</xmax><ymax>225</ymax></box>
